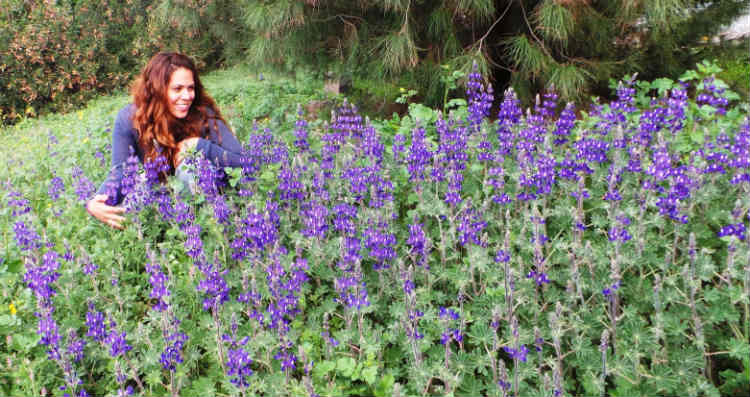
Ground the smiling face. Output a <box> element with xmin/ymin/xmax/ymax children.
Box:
<box><xmin>167</xmin><ymin>67</ymin><xmax>195</xmax><ymax>119</ymax></box>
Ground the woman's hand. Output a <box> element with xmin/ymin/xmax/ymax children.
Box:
<box><xmin>86</xmin><ymin>194</ymin><xmax>126</xmax><ymax>230</ymax></box>
<box><xmin>176</xmin><ymin>137</ymin><xmax>200</xmax><ymax>167</ymax></box>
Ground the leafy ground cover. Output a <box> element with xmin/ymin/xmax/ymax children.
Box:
<box><xmin>1</xmin><ymin>62</ymin><xmax>749</xmax><ymax>397</ymax></box>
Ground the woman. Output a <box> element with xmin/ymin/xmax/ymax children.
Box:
<box><xmin>86</xmin><ymin>52</ymin><xmax>243</xmax><ymax>229</ymax></box>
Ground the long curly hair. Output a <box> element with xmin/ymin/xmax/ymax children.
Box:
<box><xmin>130</xmin><ymin>52</ymin><xmax>229</xmax><ymax>171</ymax></box>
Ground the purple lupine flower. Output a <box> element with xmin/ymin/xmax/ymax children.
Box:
<box><xmin>145</xmin><ymin>263</ymin><xmax>169</xmax><ymax>311</ymax></box>
<box><xmin>439</xmin><ymin>307</ymin><xmax>460</xmax><ymax>321</ymax></box>
<box><xmin>36</xmin><ymin>308</ymin><xmax>61</xmax><ymax>359</ymax></box>
<box><xmin>503</xmin><ymin>345</ymin><xmax>529</xmax><ymax>362</ymax></box>
<box><xmin>718</xmin><ymin>223</ymin><xmax>747</xmax><ymax>241</ymax></box>
<box><xmin>466</xmin><ymin>63</ymin><xmax>494</xmax><ymax>133</ymax></box>
<box><xmin>334</xmin><ymin>276</ymin><xmax>370</xmax><ymax>310</ymax></box>
<box><xmin>457</xmin><ymin>205</ymin><xmax>487</xmax><ymax>247</ymax></box>
<box><xmin>48</xmin><ymin>175</ymin><xmax>65</xmax><ymax>201</ymax></box>
<box><xmin>333</xmin><ymin>203</ymin><xmax>358</xmax><ymax>236</ymax></box>
<box><xmin>495</xmin><ymin>250</ymin><xmax>511</xmax><ymax>263</ymax></box>
<box><xmin>274</xmin><ymin>347</ymin><xmax>297</xmax><ymax>373</ymax></box>
<box><xmin>363</xmin><ymin>221</ymin><xmax>396</xmax><ymax>270</ymax></box>
<box><xmin>66</xmin><ymin>330</ymin><xmax>86</xmax><ymax>363</ymax></box>
<box><xmin>120</xmin><ymin>146</ymin><xmax>140</xmax><ymax>198</ymax></box>
<box><xmin>392</xmin><ymin>133</ymin><xmax>406</xmax><ymax>163</ymax></box>
<box><xmin>406</xmin><ymin>220</ymin><xmax>428</xmax><ymax>268</ymax></box>
<box><xmin>13</xmin><ymin>220</ymin><xmax>41</xmax><ymax>251</ymax></box>
<box><xmin>526</xmin><ymin>270</ymin><xmax>550</xmax><ymax>286</ymax></box>
<box><xmin>362</xmin><ymin>123</ymin><xmax>385</xmax><ymax>164</ymax></box>
<box><xmin>72</xmin><ymin>167</ymin><xmax>96</xmax><ymax>203</ymax></box>
<box><xmin>173</xmin><ymin>200</ymin><xmax>194</xmax><ymax>231</ymax></box>
<box><xmin>24</xmin><ymin>250</ymin><xmax>61</xmax><ymax>301</ymax></box>
<box><xmin>552</xmin><ymin>102</ymin><xmax>576</xmax><ymax>145</ymax></box>
<box><xmin>183</xmin><ymin>223</ymin><xmax>204</xmax><ymax>260</ymax></box>
<box><xmin>294</xmin><ymin>105</ymin><xmax>310</xmax><ymax>151</ymax></box>
<box><xmin>666</xmin><ymin>87</ymin><xmax>688</xmax><ymax>133</ymax></box>
<box><xmin>278</xmin><ymin>165</ymin><xmax>305</xmax><ymax>203</ymax></box>
<box><xmin>496</xmin><ymin>88</ymin><xmax>522</xmax><ymax>157</ymax></box>
<box><xmin>602</xmin><ymin>281</ymin><xmax>621</xmax><ymax>298</ymax></box>
<box><xmin>85</xmin><ymin>304</ymin><xmax>107</xmax><ymax>343</ymax></box>
<box><xmin>106</xmin><ymin>323</ymin><xmax>132</xmax><ymax>358</ymax></box>
<box><xmin>7</xmin><ymin>191</ymin><xmax>31</xmax><ymax>216</ymax></box>
<box><xmin>225</xmin><ymin>344</ymin><xmax>253</xmax><ymax>387</ymax></box>
<box><xmin>301</xmin><ymin>200</ymin><xmax>329</xmax><ymax>239</ymax></box>
<box><xmin>575</xmin><ymin>138</ymin><xmax>610</xmax><ymax>164</ymax></box>
<box><xmin>197</xmin><ymin>264</ymin><xmax>230</xmax><ymax>312</ymax></box>
<box><xmin>211</xmin><ymin>195</ymin><xmax>232</xmax><ymax>225</ymax></box>
<box><xmin>407</xmin><ymin>127</ymin><xmax>432</xmax><ymax>184</ymax></box>
<box><xmin>160</xmin><ymin>331</ymin><xmax>188</xmax><ymax>372</ymax></box>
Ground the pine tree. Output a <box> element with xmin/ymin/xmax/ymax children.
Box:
<box><xmin>144</xmin><ymin>0</ymin><xmax>749</xmax><ymax>105</ymax></box>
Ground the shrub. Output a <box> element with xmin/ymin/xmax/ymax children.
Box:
<box><xmin>0</xmin><ymin>1</ymin><xmax>149</xmax><ymax>125</ymax></box>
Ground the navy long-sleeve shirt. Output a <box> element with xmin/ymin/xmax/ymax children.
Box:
<box><xmin>96</xmin><ymin>104</ymin><xmax>243</xmax><ymax>205</ymax></box>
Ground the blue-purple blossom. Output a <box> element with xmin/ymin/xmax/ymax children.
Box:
<box><xmin>145</xmin><ymin>263</ymin><xmax>169</xmax><ymax>311</ymax></box>
<box><xmin>717</xmin><ymin>222</ymin><xmax>747</xmax><ymax>241</ymax></box>
<box><xmin>85</xmin><ymin>304</ymin><xmax>107</xmax><ymax>343</ymax></box>
<box><xmin>106</xmin><ymin>323</ymin><xmax>132</xmax><ymax>358</ymax></box>
<box><xmin>7</xmin><ymin>191</ymin><xmax>31</xmax><ymax>216</ymax></box>
<box><xmin>160</xmin><ymin>331</ymin><xmax>188</xmax><ymax>372</ymax></box>
<box><xmin>504</xmin><ymin>345</ymin><xmax>529</xmax><ymax>362</ymax></box>
<box><xmin>602</xmin><ymin>281</ymin><xmax>621</xmax><ymax>298</ymax></box>
<box><xmin>48</xmin><ymin>175</ymin><xmax>65</xmax><ymax>201</ymax></box>
<box><xmin>13</xmin><ymin>220</ymin><xmax>41</xmax><ymax>251</ymax></box>
<box><xmin>66</xmin><ymin>330</ymin><xmax>86</xmax><ymax>362</ymax></box>
<box><xmin>294</xmin><ymin>105</ymin><xmax>310</xmax><ymax>151</ymax></box>
<box><xmin>526</xmin><ymin>270</ymin><xmax>550</xmax><ymax>286</ymax></box>
<box><xmin>72</xmin><ymin>167</ymin><xmax>96</xmax><ymax>202</ymax></box>
<box><xmin>36</xmin><ymin>308</ymin><xmax>61</xmax><ymax>359</ymax></box>
<box><xmin>24</xmin><ymin>250</ymin><xmax>61</xmax><ymax>301</ymax></box>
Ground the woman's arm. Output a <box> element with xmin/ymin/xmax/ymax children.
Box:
<box><xmin>88</xmin><ymin>105</ymin><xmax>137</xmax><ymax>229</ymax></box>
<box><xmin>94</xmin><ymin>105</ymin><xmax>139</xmax><ymax>205</ymax></box>
<box><xmin>194</xmin><ymin>119</ymin><xmax>244</xmax><ymax>168</ymax></box>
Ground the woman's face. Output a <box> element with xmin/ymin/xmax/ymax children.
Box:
<box><xmin>167</xmin><ymin>67</ymin><xmax>195</xmax><ymax>119</ymax></box>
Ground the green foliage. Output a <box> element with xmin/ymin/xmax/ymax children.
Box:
<box><xmin>1</xmin><ymin>59</ymin><xmax>749</xmax><ymax>397</ymax></box>
<box><xmin>0</xmin><ymin>0</ymin><xmax>150</xmax><ymax>124</ymax></box>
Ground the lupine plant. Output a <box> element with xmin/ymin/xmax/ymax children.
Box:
<box><xmin>1</xmin><ymin>61</ymin><xmax>749</xmax><ymax>397</ymax></box>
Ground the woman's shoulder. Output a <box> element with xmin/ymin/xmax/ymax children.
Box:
<box><xmin>116</xmin><ymin>103</ymin><xmax>136</xmax><ymax>120</ymax></box>
<box><xmin>113</xmin><ymin>104</ymin><xmax>137</xmax><ymax>136</ymax></box>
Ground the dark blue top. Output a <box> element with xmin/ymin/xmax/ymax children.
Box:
<box><xmin>97</xmin><ymin>104</ymin><xmax>243</xmax><ymax>205</ymax></box>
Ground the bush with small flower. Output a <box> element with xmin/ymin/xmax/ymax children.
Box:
<box><xmin>1</xmin><ymin>61</ymin><xmax>749</xmax><ymax>397</ymax></box>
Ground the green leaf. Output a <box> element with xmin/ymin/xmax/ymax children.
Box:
<box><xmin>446</xmin><ymin>98</ymin><xmax>467</xmax><ymax>110</ymax></box>
<box><xmin>361</xmin><ymin>366</ymin><xmax>378</xmax><ymax>385</ymax></box>
<box><xmin>314</xmin><ymin>360</ymin><xmax>336</xmax><ymax>378</ymax></box>
<box><xmin>185</xmin><ymin>376</ymin><xmax>216</xmax><ymax>397</ymax></box>
<box><xmin>337</xmin><ymin>356</ymin><xmax>357</xmax><ymax>378</ymax></box>
<box><xmin>727</xmin><ymin>337</ymin><xmax>750</xmax><ymax>362</ymax></box>
<box><xmin>652</xmin><ymin>78</ymin><xmax>674</xmax><ymax>96</ymax></box>
<box><xmin>374</xmin><ymin>374</ymin><xmax>395</xmax><ymax>397</ymax></box>
<box><xmin>408</xmin><ymin>103</ymin><xmax>438</xmax><ymax>125</ymax></box>
<box><xmin>679</xmin><ymin>70</ymin><xmax>700</xmax><ymax>82</ymax></box>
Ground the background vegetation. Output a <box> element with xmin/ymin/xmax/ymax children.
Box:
<box><xmin>2</xmin><ymin>0</ymin><xmax>747</xmax><ymax>125</ymax></box>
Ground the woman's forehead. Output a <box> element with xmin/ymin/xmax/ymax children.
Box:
<box><xmin>169</xmin><ymin>67</ymin><xmax>194</xmax><ymax>86</ymax></box>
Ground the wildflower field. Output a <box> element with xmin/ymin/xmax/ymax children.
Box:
<box><xmin>1</xmin><ymin>62</ymin><xmax>749</xmax><ymax>397</ymax></box>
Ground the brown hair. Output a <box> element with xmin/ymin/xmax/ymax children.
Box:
<box><xmin>130</xmin><ymin>52</ymin><xmax>229</xmax><ymax>171</ymax></box>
